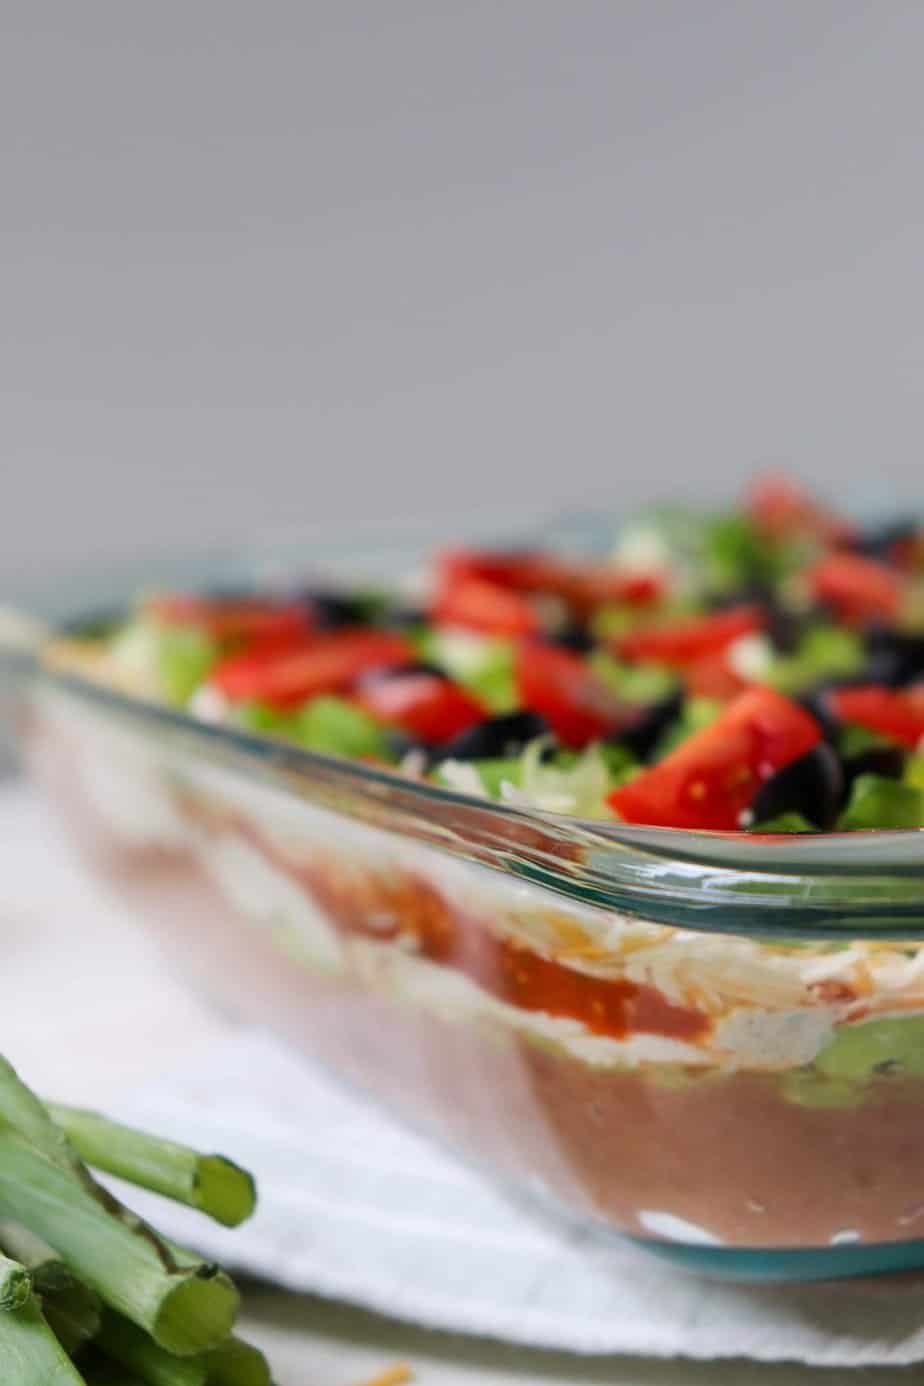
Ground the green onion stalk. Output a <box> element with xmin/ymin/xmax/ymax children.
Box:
<box><xmin>0</xmin><ymin>1055</ymin><xmax>270</xmax><ymax>1386</ymax></box>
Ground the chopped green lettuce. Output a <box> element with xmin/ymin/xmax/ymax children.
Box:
<box><xmin>293</xmin><ymin>696</ymin><xmax>390</xmax><ymax>759</ymax></box>
<box><xmin>588</xmin><ymin>650</ymin><xmax>677</xmax><ymax>704</ymax></box>
<box><xmin>703</xmin><ymin>514</ymin><xmax>789</xmax><ymax>591</ymax></box>
<box><xmin>766</xmin><ymin>625</ymin><xmax>863</xmax><ymax>694</ymax></box>
<box><xmin>748</xmin><ymin>811</ymin><xmax>815</xmax><ymax>834</ymax></box>
<box><xmin>837</xmin><ymin>774</ymin><xmax>924</xmax><ymax>830</ymax></box>
<box><xmin>839</xmin><ymin>722</ymin><xmax>893</xmax><ymax>756</ymax></box>
<box><xmin>236</xmin><ymin>695</ymin><xmax>390</xmax><ymax>760</ymax></box>
<box><xmin>421</xmin><ymin>630</ymin><xmax>517</xmax><ymax>711</ymax></box>
<box><xmin>110</xmin><ymin>621</ymin><xmax>216</xmax><ymax>706</ymax></box>
<box><xmin>513</xmin><ymin>737</ymin><xmax>618</xmax><ymax>817</ymax></box>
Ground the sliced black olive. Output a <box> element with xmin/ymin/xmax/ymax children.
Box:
<box><xmin>842</xmin><ymin>744</ymin><xmax>907</xmax><ymax>792</ymax></box>
<box><xmin>617</xmin><ymin>689</ymin><xmax>685</xmax><ymax>761</ymax></box>
<box><xmin>798</xmin><ymin>691</ymin><xmax>841</xmax><ymax>744</ymax></box>
<box><xmin>381</xmin><ymin>605</ymin><xmax>429</xmax><ymax>630</ymax></box>
<box><xmin>358</xmin><ymin>662</ymin><xmax>447</xmax><ymax>688</ymax></box>
<box><xmin>852</xmin><ymin>520</ymin><xmax>918</xmax><ymax>559</ymax></box>
<box><xmin>864</xmin><ymin>627</ymin><xmax>924</xmax><ymax>686</ymax></box>
<box><xmin>707</xmin><ymin>585</ymin><xmax>804</xmax><ymax>654</ymax></box>
<box><xmin>749</xmin><ymin>742</ymin><xmax>846</xmax><ymax>831</ymax></box>
<box><xmin>763</xmin><ymin>604</ymin><xmax>805</xmax><ymax>656</ymax></box>
<box><xmin>552</xmin><ymin>622</ymin><xmax>596</xmax><ymax>654</ymax></box>
<box><xmin>298</xmin><ymin>589</ymin><xmax>378</xmax><ymax>628</ymax></box>
<box><xmin>433</xmin><ymin>710</ymin><xmax>550</xmax><ymax>764</ymax></box>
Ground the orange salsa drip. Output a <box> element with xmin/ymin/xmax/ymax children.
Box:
<box><xmin>300</xmin><ymin>855</ymin><xmax>708</xmax><ymax>1044</ymax></box>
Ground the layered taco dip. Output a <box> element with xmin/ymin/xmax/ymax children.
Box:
<box><xmin>26</xmin><ymin>475</ymin><xmax>924</xmax><ymax>1265</ymax></box>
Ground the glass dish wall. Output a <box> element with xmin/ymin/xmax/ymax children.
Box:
<box><xmin>16</xmin><ymin>655</ymin><xmax>924</xmax><ymax>1282</ymax></box>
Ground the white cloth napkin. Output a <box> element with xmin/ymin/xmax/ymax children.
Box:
<box><xmin>109</xmin><ymin>1029</ymin><xmax>924</xmax><ymax>1368</ymax></box>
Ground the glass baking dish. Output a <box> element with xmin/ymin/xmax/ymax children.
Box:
<box><xmin>7</xmin><ymin>527</ymin><xmax>924</xmax><ymax>1284</ymax></box>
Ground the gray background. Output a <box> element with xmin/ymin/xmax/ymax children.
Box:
<box><xmin>3</xmin><ymin>0</ymin><xmax>923</xmax><ymax>593</ymax></box>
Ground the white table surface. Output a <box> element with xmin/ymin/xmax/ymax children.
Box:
<box><xmin>2</xmin><ymin>783</ymin><xmax>920</xmax><ymax>1385</ymax></box>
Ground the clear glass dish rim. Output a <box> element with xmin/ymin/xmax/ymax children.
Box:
<box><xmin>27</xmin><ymin>641</ymin><xmax>924</xmax><ymax>941</ymax></box>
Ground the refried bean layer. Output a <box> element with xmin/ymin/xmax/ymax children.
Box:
<box><xmin>29</xmin><ymin>718</ymin><xmax>924</xmax><ymax>1251</ymax></box>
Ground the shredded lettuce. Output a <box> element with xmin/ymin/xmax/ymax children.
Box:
<box><xmin>434</xmin><ymin>737</ymin><xmax>633</xmax><ymax>817</ymax></box>
<box><xmin>464</xmin><ymin>757</ymin><xmax>523</xmax><ymax>798</ymax></box>
<box><xmin>503</xmin><ymin>737</ymin><xmax>618</xmax><ymax>818</ymax></box>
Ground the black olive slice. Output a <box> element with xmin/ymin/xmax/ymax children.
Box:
<box><xmin>852</xmin><ymin>520</ymin><xmax>918</xmax><ymax>559</ymax></box>
<box><xmin>358</xmin><ymin>662</ymin><xmax>447</xmax><ymax>688</ymax></box>
<box><xmin>617</xmin><ymin>689</ymin><xmax>685</xmax><ymax>761</ymax></box>
<box><xmin>842</xmin><ymin>745</ymin><xmax>907</xmax><ymax>792</ymax></box>
<box><xmin>798</xmin><ymin>691</ymin><xmax>841</xmax><ymax>744</ymax></box>
<box><xmin>865</xmin><ymin>627</ymin><xmax>924</xmax><ymax>686</ymax></box>
<box><xmin>552</xmin><ymin>623</ymin><xmax>596</xmax><ymax>654</ymax></box>
<box><xmin>381</xmin><ymin>605</ymin><xmax>429</xmax><ymax>629</ymax></box>
<box><xmin>749</xmin><ymin>742</ymin><xmax>845</xmax><ymax>831</ymax></box>
<box><xmin>433</xmin><ymin>710</ymin><xmax>550</xmax><ymax>764</ymax></box>
<box><xmin>297</xmin><ymin>589</ymin><xmax>377</xmax><ymax>628</ymax></box>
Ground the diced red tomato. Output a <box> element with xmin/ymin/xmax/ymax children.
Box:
<box><xmin>747</xmin><ymin>473</ymin><xmax>855</xmax><ymax>546</ymax></box>
<box><xmin>592</xmin><ymin>570</ymin><xmax>666</xmax><ymax>607</ymax></box>
<box><xmin>683</xmin><ymin>650</ymin><xmax>752</xmax><ymax>701</ymax></box>
<box><xmin>608</xmin><ymin>687</ymin><xmax>821</xmax><ymax>830</ymax></box>
<box><xmin>147</xmin><ymin>594</ymin><xmax>312</xmax><ymax>651</ymax></box>
<box><xmin>515</xmin><ymin>642</ymin><xmax>637</xmax><ymax>748</ymax></box>
<box><xmin>212</xmin><ymin>629</ymin><xmax>414</xmax><ymax>707</ymax></box>
<box><xmin>830</xmin><ymin>685</ymin><xmax>924</xmax><ymax>749</ymax></box>
<box><xmin>356</xmin><ymin>672</ymin><xmax>486</xmax><ymax>744</ymax></box>
<box><xmin>615</xmin><ymin>606</ymin><xmax>763</xmax><ymax>668</ymax></box>
<box><xmin>437</xmin><ymin>549</ymin><xmax>546</xmax><ymax>589</ymax></box>
<box><xmin>807</xmin><ymin>553</ymin><xmax>902</xmax><ymax>626</ymax></box>
<box><xmin>437</xmin><ymin>550</ymin><xmax>666</xmax><ymax>616</ymax></box>
<box><xmin>433</xmin><ymin>575</ymin><xmax>539</xmax><ymax>638</ymax></box>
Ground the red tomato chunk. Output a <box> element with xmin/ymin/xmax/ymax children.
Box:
<box><xmin>609</xmin><ymin>688</ymin><xmax>822</xmax><ymax>830</ymax></box>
